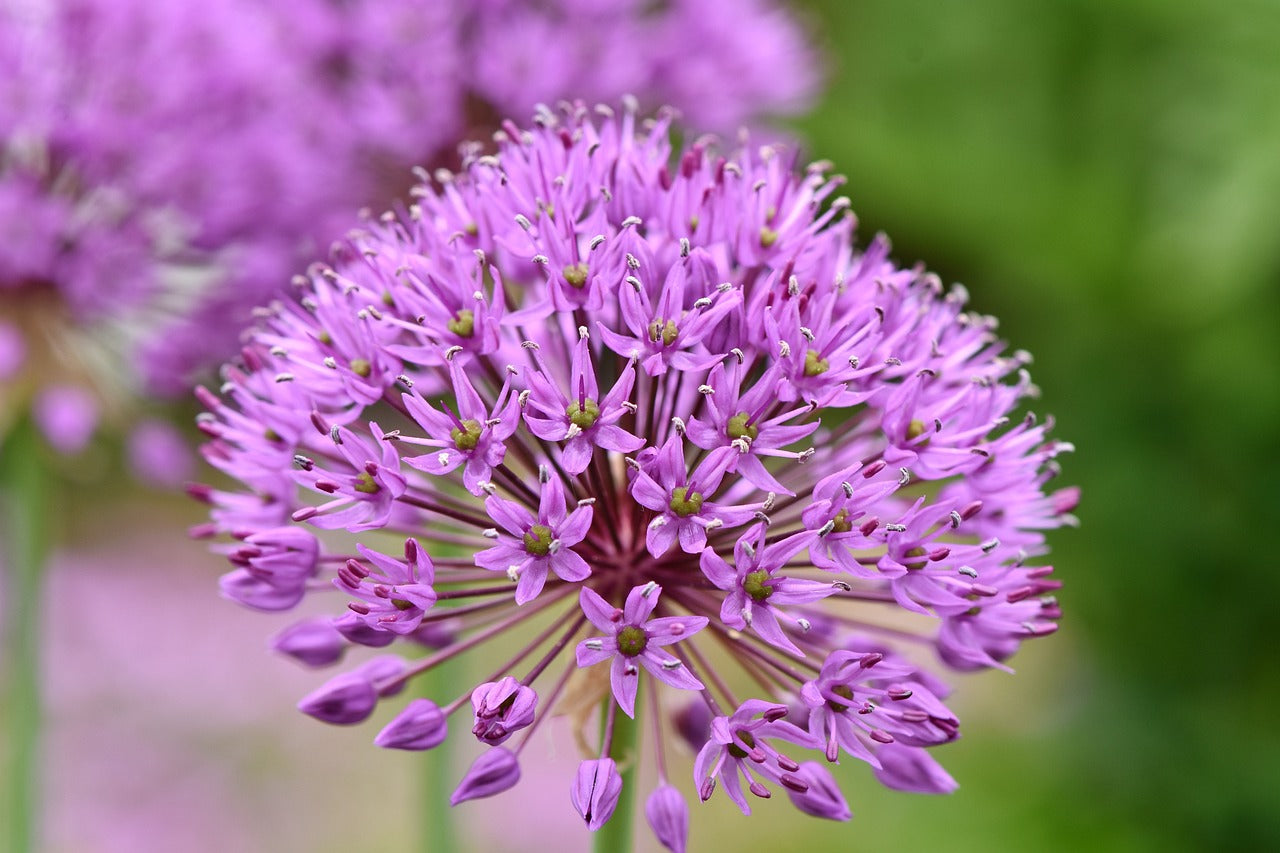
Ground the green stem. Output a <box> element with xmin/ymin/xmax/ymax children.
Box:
<box><xmin>595</xmin><ymin>697</ymin><xmax>639</xmax><ymax>853</ymax></box>
<box><xmin>2</xmin><ymin>422</ymin><xmax>51</xmax><ymax>853</ymax></box>
<box><xmin>421</xmin><ymin>657</ymin><xmax>458</xmax><ymax>853</ymax></box>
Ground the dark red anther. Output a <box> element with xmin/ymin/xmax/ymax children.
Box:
<box><xmin>779</xmin><ymin>774</ymin><xmax>809</xmax><ymax>794</ymax></box>
<box><xmin>869</xmin><ymin>729</ymin><xmax>894</xmax><ymax>744</ymax></box>
<box><xmin>347</xmin><ymin>601</ymin><xmax>371</xmax><ymax>615</ymax></box>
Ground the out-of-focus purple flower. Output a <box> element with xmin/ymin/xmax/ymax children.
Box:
<box><xmin>194</xmin><ymin>103</ymin><xmax>1075</xmax><ymax>844</ymax></box>
<box><xmin>1</xmin><ymin>0</ymin><xmax>822</xmax><ymax>462</ymax></box>
<box><xmin>32</xmin><ymin>384</ymin><xmax>97</xmax><ymax>453</ymax></box>
<box><xmin>126</xmin><ymin>418</ymin><xmax>195</xmax><ymax>487</ymax></box>
<box><xmin>269</xmin><ymin>617</ymin><xmax>347</xmax><ymax>668</ymax></box>
<box><xmin>296</xmin><ymin>671</ymin><xmax>378</xmax><ymax>725</ymax></box>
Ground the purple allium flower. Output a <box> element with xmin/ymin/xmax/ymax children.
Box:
<box><xmin>1</xmin><ymin>0</ymin><xmax>820</xmax><ymax>458</ymax></box>
<box><xmin>195</xmin><ymin>103</ymin><xmax>1076</xmax><ymax>843</ymax></box>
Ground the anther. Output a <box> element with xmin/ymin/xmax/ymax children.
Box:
<box><xmin>898</xmin><ymin>467</ymin><xmax>911</xmax><ymax>486</ymax></box>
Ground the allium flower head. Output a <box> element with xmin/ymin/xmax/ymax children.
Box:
<box><xmin>196</xmin><ymin>102</ymin><xmax>1076</xmax><ymax>845</ymax></box>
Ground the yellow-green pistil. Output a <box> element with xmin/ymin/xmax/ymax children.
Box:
<box><xmin>904</xmin><ymin>546</ymin><xmax>929</xmax><ymax>571</ymax></box>
<box><xmin>616</xmin><ymin>625</ymin><xmax>648</xmax><ymax>657</ymax></box>
<box><xmin>726</xmin><ymin>411</ymin><xmax>759</xmax><ymax>442</ymax></box>
<box><xmin>447</xmin><ymin>309</ymin><xmax>475</xmax><ymax>338</ymax></box>
<box><xmin>523</xmin><ymin>523</ymin><xmax>554</xmax><ymax>556</ymax></box>
<box><xmin>906</xmin><ymin>418</ymin><xmax>928</xmax><ymax>441</ymax></box>
<box><xmin>354</xmin><ymin>471</ymin><xmax>380</xmax><ymax>494</ymax></box>
<box><xmin>563</xmin><ymin>263</ymin><xmax>589</xmax><ymax>289</ymax></box>
<box><xmin>451</xmin><ymin>419</ymin><xmax>483</xmax><ymax>451</ymax></box>
<box><xmin>648</xmin><ymin>318</ymin><xmax>679</xmax><ymax>346</ymax></box>
<box><xmin>742</xmin><ymin>570</ymin><xmax>774</xmax><ymax>603</ymax></box>
<box><xmin>669</xmin><ymin>486</ymin><xmax>704</xmax><ymax>518</ymax></box>
<box><xmin>350</xmin><ymin>358</ymin><xmax>373</xmax><ymax>378</ymax></box>
<box><xmin>759</xmin><ymin>226</ymin><xmax>779</xmax><ymax>248</ymax></box>
<box><xmin>827</xmin><ymin>684</ymin><xmax>855</xmax><ymax>713</ymax></box>
<box><xmin>727</xmin><ymin>730</ymin><xmax>758</xmax><ymax>760</ymax></box>
<box><xmin>831</xmin><ymin>508</ymin><xmax>853</xmax><ymax>534</ymax></box>
<box><xmin>803</xmin><ymin>349</ymin><xmax>829</xmax><ymax>377</ymax></box>
<box><xmin>566</xmin><ymin>398</ymin><xmax>600</xmax><ymax>429</ymax></box>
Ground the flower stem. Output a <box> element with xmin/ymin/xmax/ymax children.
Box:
<box><xmin>2</xmin><ymin>421</ymin><xmax>51</xmax><ymax>853</ymax></box>
<box><xmin>595</xmin><ymin>695</ymin><xmax>639</xmax><ymax>853</ymax></box>
<box><xmin>421</xmin><ymin>657</ymin><xmax>458</xmax><ymax>852</ymax></box>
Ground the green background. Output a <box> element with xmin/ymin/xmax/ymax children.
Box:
<box><xmin>740</xmin><ymin>0</ymin><xmax>1280</xmax><ymax>849</ymax></box>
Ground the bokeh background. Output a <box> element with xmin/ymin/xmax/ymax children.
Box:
<box><xmin>9</xmin><ymin>0</ymin><xmax>1280</xmax><ymax>850</ymax></box>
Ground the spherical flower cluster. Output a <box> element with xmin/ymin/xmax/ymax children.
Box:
<box><xmin>194</xmin><ymin>102</ymin><xmax>1077</xmax><ymax>848</ymax></box>
<box><xmin>1</xmin><ymin>0</ymin><xmax>818</xmax><ymax>458</ymax></box>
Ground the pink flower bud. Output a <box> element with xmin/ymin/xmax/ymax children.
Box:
<box><xmin>571</xmin><ymin>758</ymin><xmax>624</xmax><ymax>831</ymax></box>
<box><xmin>375</xmin><ymin>699</ymin><xmax>448</xmax><ymax>751</ymax></box>
<box><xmin>644</xmin><ymin>783</ymin><xmax>688</xmax><ymax>853</ymax></box>
<box><xmin>450</xmin><ymin>748</ymin><xmax>520</xmax><ymax>805</ymax></box>
<box><xmin>785</xmin><ymin>762</ymin><xmax>852</xmax><ymax>821</ymax></box>
<box><xmin>872</xmin><ymin>744</ymin><xmax>958</xmax><ymax>794</ymax></box>
<box><xmin>297</xmin><ymin>671</ymin><xmax>376</xmax><ymax>725</ymax></box>
<box><xmin>270</xmin><ymin>617</ymin><xmax>345</xmax><ymax>667</ymax></box>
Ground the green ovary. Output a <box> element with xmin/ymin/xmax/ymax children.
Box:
<box><xmin>803</xmin><ymin>349</ymin><xmax>829</xmax><ymax>377</ymax></box>
<box><xmin>742</xmin><ymin>570</ymin><xmax>774</xmax><ymax>602</ymax></box>
<box><xmin>447</xmin><ymin>309</ymin><xmax>475</xmax><ymax>338</ymax></box>
<box><xmin>669</xmin><ymin>486</ymin><xmax>704</xmax><ymax>518</ymax></box>
<box><xmin>523</xmin><ymin>523</ymin><xmax>554</xmax><ymax>556</ymax></box>
<box><xmin>566</xmin><ymin>398</ymin><xmax>600</xmax><ymax>429</ymax></box>
<box><xmin>726</xmin><ymin>412</ymin><xmax>759</xmax><ymax>442</ymax></box>
<box><xmin>616</xmin><ymin>625</ymin><xmax>648</xmax><ymax>657</ymax></box>
<box><xmin>451</xmin><ymin>419</ymin><xmax>483</xmax><ymax>451</ymax></box>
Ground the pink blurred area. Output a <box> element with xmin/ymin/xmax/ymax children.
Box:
<box><xmin>30</xmin><ymin>498</ymin><xmax>417</xmax><ymax>853</ymax></box>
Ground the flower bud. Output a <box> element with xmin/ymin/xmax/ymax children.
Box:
<box><xmin>785</xmin><ymin>762</ymin><xmax>852</xmax><ymax>821</ymax></box>
<box><xmin>332</xmin><ymin>612</ymin><xmax>397</xmax><ymax>647</ymax></box>
<box><xmin>375</xmin><ymin>699</ymin><xmax>447</xmax><ymax>750</ymax></box>
<box><xmin>352</xmin><ymin>655</ymin><xmax>409</xmax><ymax>697</ymax></box>
<box><xmin>872</xmin><ymin>743</ymin><xmax>958</xmax><ymax>794</ymax></box>
<box><xmin>470</xmin><ymin>677</ymin><xmax>538</xmax><ymax>746</ymax></box>
<box><xmin>270</xmin><ymin>617</ymin><xmax>345</xmax><ymax>667</ymax></box>
<box><xmin>644</xmin><ymin>783</ymin><xmax>689</xmax><ymax>853</ymax></box>
<box><xmin>571</xmin><ymin>759</ymin><xmax>623</xmax><ymax>831</ymax></box>
<box><xmin>297</xmin><ymin>671</ymin><xmax>377</xmax><ymax>725</ymax></box>
<box><xmin>450</xmin><ymin>748</ymin><xmax>521</xmax><ymax>805</ymax></box>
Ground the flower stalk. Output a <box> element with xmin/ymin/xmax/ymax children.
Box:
<box><xmin>1</xmin><ymin>421</ymin><xmax>52</xmax><ymax>853</ymax></box>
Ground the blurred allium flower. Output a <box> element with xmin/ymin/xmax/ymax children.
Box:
<box><xmin>1</xmin><ymin>0</ymin><xmax>818</xmax><ymax>460</ymax></box>
<box><xmin>194</xmin><ymin>102</ymin><xmax>1077</xmax><ymax>847</ymax></box>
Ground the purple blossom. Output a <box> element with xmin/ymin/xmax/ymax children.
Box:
<box><xmin>194</xmin><ymin>104</ymin><xmax>1074</xmax><ymax>843</ymax></box>
<box><xmin>575</xmin><ymin>584</ymin><xmax>708</xmax><ymax>718</ymax></box>
<box><xmin>475</xmin><ymin>469</ymin><xmax>594</xmax><ymax>604</ymax></box>
<box><xmin>1</xmin><ymin>0</ymin><xmax>821</xmax><ymax>459</ymax></box>
<box><xmin>694</xmin><ymin>700</ymin><xmax>820</xmax><ymax>815</ymax></box>
<box><xmin>631</xmin><ymin>435</ymin><xmax>759</xmax><ymax>556</ymax></box>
